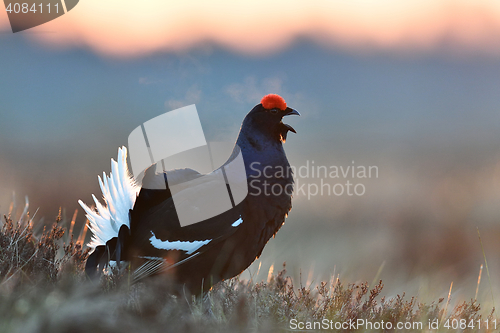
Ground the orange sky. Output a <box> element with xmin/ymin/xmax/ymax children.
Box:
<box><xmin>2</xmin><ymin>0</ymin><xmax>500</xmax><ymax>57</ymax></box>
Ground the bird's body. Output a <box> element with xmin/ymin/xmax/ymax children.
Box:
<box><xmin>79</xmin><ymin>94</ymin><xmax>299</xmax><ymax>293</ymax></box>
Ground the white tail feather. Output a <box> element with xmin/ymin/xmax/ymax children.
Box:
<box><xmin>78</xmin><ymin>147</ymin><xmax>139</xmax><ymax>249</ymax></box>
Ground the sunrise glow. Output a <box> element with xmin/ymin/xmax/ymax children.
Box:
<box><xmin>1</xmin><ymin>0</ymin><xmax>500</xmax><ymax>57</ymax></box>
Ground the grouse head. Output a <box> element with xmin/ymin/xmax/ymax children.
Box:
<box><xmin>241</xmin><ymin>94</ymin><xmax>300</xmax><ymax>144</ymax></box>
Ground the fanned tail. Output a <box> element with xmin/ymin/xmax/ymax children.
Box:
<box><xmin>78</xmin><ymin>146</ymin><xmax>139</xmax><ymax>249</ymax></box>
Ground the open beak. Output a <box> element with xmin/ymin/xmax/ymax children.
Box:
<box><xmin>284</xmin><ymin>107</ymin><xmax>300</xmax><ymax>116</ymax></box>
<box><xmin>282</xmin><ymin>107</ymin><xmax>300</xmax><ymax>134</ymax></box>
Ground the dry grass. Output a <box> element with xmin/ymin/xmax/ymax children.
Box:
<box><xmin>0</xmin><ymin>211</ymin><xmax>89</xmax><ymax>289</ymax></box>
<box><xmin>0</xmin><ymin>211</ymin><xmax>497</xmax><ymax>333</ymax></box>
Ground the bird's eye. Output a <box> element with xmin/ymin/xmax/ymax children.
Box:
<box><xmin>270</xmin><ymin>109</ymin><xmax>279</xmax><ymax>114</ymax></box>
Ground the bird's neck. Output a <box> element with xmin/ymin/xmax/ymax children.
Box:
<box><xmin>234</xmin><ymin>128</ymin><xmax>290</xmax><ymax>179</ymax></box>
<box><xmin>236</xmin><ymin>128</ymin><xmax>282</xmax><ymax>152</ymax></box>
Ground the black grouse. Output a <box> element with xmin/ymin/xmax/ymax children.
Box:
<box><xmin>79</xmin><ymin>94</ymin><xmax>299</xmax><ymax>293</ymax></box>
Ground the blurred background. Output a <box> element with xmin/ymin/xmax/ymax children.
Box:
<box><xmin>1</xmin><ymin>0</ymin><xmax>500</xmax><ymax>305</ymax></box>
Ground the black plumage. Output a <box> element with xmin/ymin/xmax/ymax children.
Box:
<box><xmin>84</xmin><ymin>94</ymin><xmax>299</xmax><ymax>293</ymax></box>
